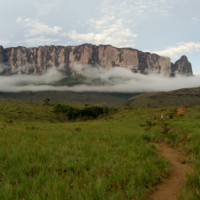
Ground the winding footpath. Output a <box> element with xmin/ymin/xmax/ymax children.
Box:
<box><xmin>149</xmin><ymin>143</ymin><xmax>193</xmax><ymax>200</ymax></box>
<box><xmin>149</xmin><ymin>108</ymin><xmax>193</xmax><ymax>200</ymax></box>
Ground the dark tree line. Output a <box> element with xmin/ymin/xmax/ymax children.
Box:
<box><xmin>54</xmin><ymin>104</ymin><xmax>118</xmax><ymax>121</ymax></box>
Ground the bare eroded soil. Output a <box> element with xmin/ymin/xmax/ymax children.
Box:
<box><xmin>176</xmin><ymin>107</ymin><xmax>184</xmax><ymax>115</ymax></box>
<box><xmin>149</xmin><ymin>143</ymin><xmax>193</xmax><ymax>200</ymax></box>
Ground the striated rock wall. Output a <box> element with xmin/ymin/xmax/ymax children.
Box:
<box><xmin>171</xmin><ymin>55</ymin><xmax>193</xmax><ymax>76</ymax></box>
<box><xmin>0</xmin><ymin>44</ymin><xmax>192</xmax><ymax>76</ymax></box>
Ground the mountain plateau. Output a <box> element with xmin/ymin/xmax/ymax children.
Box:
<box><xmin>0</xmin><ymin>44</ymin><xmax>193</xmax><ymax>76</ymax></box>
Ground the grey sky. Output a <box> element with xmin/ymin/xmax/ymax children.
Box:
<box><xmin>0</xmin><ymin>0</ymin><xmax>199</xmax><ymax>73</ymax></box>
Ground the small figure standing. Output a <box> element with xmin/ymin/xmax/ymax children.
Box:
<box><xmin>154</xmin><ymin>116</ymin><xmax>156</xmax><ymax>120</ymax></box>
<box><xmin>161</xmin><ymin>114</ymin><xmax>163</xmax><ymax>119</ymax></box>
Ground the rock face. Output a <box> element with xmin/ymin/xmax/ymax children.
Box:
<box><xmin>0</xmin><ymin>44</ymin><xmax>193</xmax><ymax>76</ymax></box>
<box><xmin>171</xmin><ymin>56</ymin><xmax>193</xmax><ymax>76</ymax></box>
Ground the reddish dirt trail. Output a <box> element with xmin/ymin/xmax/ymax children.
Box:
<box><xmin>176</xmin><ymin>107</ymin><xmax>184</xmax><ymax>115</ymax></box>
<box><xmin>149</xmin><ymin>143</ymin><xmax>193</xmax><ymax>200</ymax></box>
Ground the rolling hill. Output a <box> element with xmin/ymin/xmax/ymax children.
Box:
<box><xmin>126</xmin><ymin>87</ymin><xmax>200</xmax><ymax>107</ymax></box>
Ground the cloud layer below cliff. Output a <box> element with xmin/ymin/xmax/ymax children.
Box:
<box><xmin>0</xmin><ymin>66</ymin><xmax>200</xmax><ymax>93</ymax></box>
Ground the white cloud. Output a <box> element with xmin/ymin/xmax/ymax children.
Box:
<box><xmin>68</xmin><ymin>31</ymin><xmax>94</xmax><ymax>42</ymax></box>
<box><xmin>16</xmin><ymin>17</ymin><xmax>22</xmax><ymax>22</ymax></box>
<box><xmin>0</xmin><ymin>67</ymin><xmax>65</xmax><ymax>92</ymax></box>
<box><xmin>69</xmin><ymin>11</ymin><xmax>137</xmax><ymax>47</ymax></box>
<box><xmin>26</xmin><ymin>37</ymin><xmax>59</xmax><ymax>46</ymax></box>
<box><xmin>61</xmin><ymin>33</ymin><xmax>68</xmax><ymax>37</ymax></box>
<box><xmin>0</xmin><ymin>40</ymin><xmax>10</xmax><ymax>45</ymax></box>
<box><xmin>16</xmin><ymin>17</ymin><xmax>63</xmax><ymax>37</ymax></box>
<box><xmin>90</xmin><ymin>15</ymin><xmax>116</xmax><ymax>28</ymax></box>
<box><xmin>153</xmin><ymin>42</ymin><xmax>200</xmax><ymax>59</ymax></box>
<box><xmin>68</xmin><ymin>27</ymin><xmax>137</xmax><ymax>47</ymax></box>
<box><xmin>0</xmin><ymin>66</ymin><xmax>200</xmax><ymax>93</ymax></box>
<box><xmin>67</xmin><ymin>0</ymin><xmax>175</xmax><ymax>47</ymax></box>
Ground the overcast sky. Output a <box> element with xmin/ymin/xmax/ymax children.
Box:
<box><xmin>0</xmin><ymin>0</ymin><xmax>199</xmax><ymax>74</ymax></box>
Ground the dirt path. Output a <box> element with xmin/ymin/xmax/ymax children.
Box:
<box><xmin>176</xmin><ymin>107</ymin><xmax>184</xmax><ymax>115</ymax></box>
<box><xmin>149</xmin><ymin>143</ymin><xmax>193</xmax><ymax>200</ymax></box>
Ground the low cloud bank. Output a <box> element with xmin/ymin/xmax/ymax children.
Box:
<box><xmin>0</xmin><ymin>66</ymin><xmax>200</xmax><ymax>93</ymax></box>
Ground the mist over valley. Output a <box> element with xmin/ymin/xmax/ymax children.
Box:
<box><xmin>0</xmin><ymin>44</ymin><xmax>197</xmax><ymax>96</ymax></box>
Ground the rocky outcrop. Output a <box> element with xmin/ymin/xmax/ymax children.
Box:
<box><xmin>171</xmin><ymin>56</ymin><xmax>193</xmax><ymax>76</ymax></box>
<box><xmin>0</xmin><ymin>44</ymin><xmax>193</xmax><ymax>76</ymax></box>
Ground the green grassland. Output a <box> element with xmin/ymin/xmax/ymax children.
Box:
<box><xmin>126</xmin><ymin>87</ymin><xmax>200</xmax><ymax>108</ymax></box>
<box><xmin>0</xmin><ymin>91</ymin><xmax>138</xmax><ymax>107</ymax></box>
<box><xmin>0</xmin><ymin>101</ymin><xmax>200</xmax><ymax>199</ymax></box>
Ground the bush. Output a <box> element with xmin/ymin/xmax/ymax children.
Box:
<box><xmin>53</xmin><ymin>104</ymin><xmax>118</xmax><ymax>121</ymax></box>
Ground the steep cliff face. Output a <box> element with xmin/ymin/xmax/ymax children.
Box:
<box><xmin>171</xmin><ymin>55</ymin><xmax>193</xmax><ymax>76</ymax></box>
<box><xmin>0</xmin><ymin>44</ymin><xmax>192</xmax><ymax>76</ymax></box>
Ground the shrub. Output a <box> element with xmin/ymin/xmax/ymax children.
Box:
<box><xmin>53</xmin><ymin>104</ymin><xmax>118</xmax><ymax>121</ymax></box>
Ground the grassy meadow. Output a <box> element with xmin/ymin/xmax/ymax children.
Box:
<box><xmin>0</xmin><ymin>101</ymin><xmax>200</xmax><ymax>199</ymax></box>
<box><xmin>0</xmin><ymin>91</ymin><xmax>138</xmax><ymax>107</ymax></box>
<box><xmin>126</xmin><ymin>87</ymin><xmax>200</xmax><ymax>107</ymax></box>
